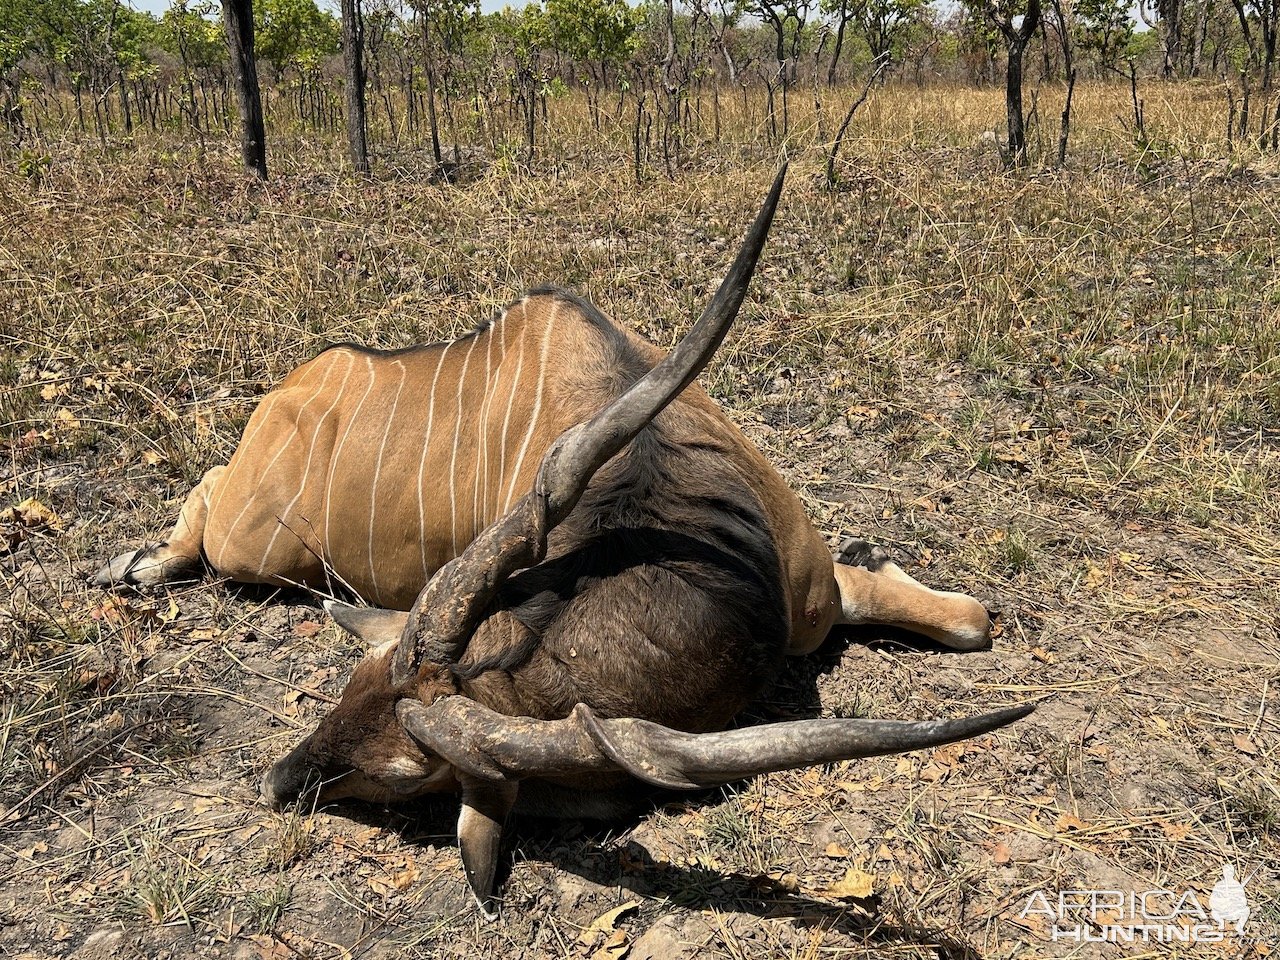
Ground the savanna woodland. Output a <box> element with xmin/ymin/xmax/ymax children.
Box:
<box><xmin>1</xmin><ymin>0</ymin><xmax>1278</xmax><ymax>951</ymax></box>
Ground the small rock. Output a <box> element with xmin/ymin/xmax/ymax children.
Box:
<box><xmin>73</xmin><ymin>928</ymin><xmax>129</xmax><ymax>960</ymax></box>
<box><xmin>632</xmin><ymin>915</ymin><xmax>694</xmax><ymax>960</ymax></box>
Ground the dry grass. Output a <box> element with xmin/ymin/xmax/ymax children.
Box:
<box><xmin>1</xmin><ymin>79</ymin><xmax>1277</xmax><ymax>958</ymax></box>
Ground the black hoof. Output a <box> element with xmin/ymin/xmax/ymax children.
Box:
<box><xmin>836</xmin><ymin>538</ymin><xmax>892</xmax><ymax>572</ymax></box>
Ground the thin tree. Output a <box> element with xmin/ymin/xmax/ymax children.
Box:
<box><xmin>342</xmin><ymin>0</ymin><xmax>370</xmax><ymax>172</ymax></box>
<box><xmin>983</xmin><ymin>0</ymin><xmax>1041</xmax><ymax>166</ymax></box>
<box><xmin>825</xmin><ymin>54</ymin><xmax>887</xmax><ymax>186</ymax></box>
<box><xmin>1047</xmin><ymin>0</ymin><xmax>1075</xmax><ymax>166</ymax></box>
<box><xmin>221</xmin><ymin>0</ymin><xmax>267</xmax><ymax>178</ymax></box>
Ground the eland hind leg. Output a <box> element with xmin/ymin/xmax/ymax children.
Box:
<box><xmin>829</xmin><ymin>538</ymin><xmax>991</xmax><ymax>651</ymax></box>
<box><xmin>92</xmin><ymin>465</ymin><xmax>225</xmax><ymax>588</ymax></box>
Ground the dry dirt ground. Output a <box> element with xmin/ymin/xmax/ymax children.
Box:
<box><xmin>2</xmin><ymin>86</ymin><xmax>1279</xmax><ymax>958</ymax></box>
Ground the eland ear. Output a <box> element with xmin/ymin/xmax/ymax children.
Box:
<box><xmin>324</xmin><ymin>600</ymin><xmax>410</xmax><ymax>647</ymax></box>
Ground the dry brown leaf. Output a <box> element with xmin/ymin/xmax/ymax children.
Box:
<box><xmin>1083</xmin><ymin>563</ymin><xmax>1107</xmax><ymax>590</ymax></box>
<box><xmin>1233</xmin><ymin>734</ymin><xmax>1259</xmax><ymax>756</ymax></box>
<box><xmin>988</xmin><ymin>612</ymin><xmax>1005</xmax><ymax>639</ymax></box>
<box><xmin>590</xmin><ymin>929</ymin><xmax>630</xmax><ymax>960</ymax></box>
<box><xmin>1054</xmin><ymin>812</ymin><xmax>1090</xmax><ymax>832</ymax></box>
<box><xmin>1161</xmin><ymin>822</ymin><xmax>1193</xmax><ymax>841</ymax></box>
<box><xmin>1</xmin><ymin>497</ymin><xmax>62</xmax><ymax>530</ymax></box>
<box><xmin>293</xmin><ymin>620</ymin><xmax>323</xmax><ymax>638</ymax></box>
<box><xmin>578</xmin><ymin>900</ymin><xmax>641</xmax><ymax>945</ymax></box>
<box><xmin>250</xmin><ymin>935</ymin><xmax>292</xmax><ymax>960</ymax></box>
<box><xmin>919</xmin><ymin>761</ymin><xmax>947</xmax><ymax>782</ymax></box>
<box><xmin>369</xmin><ymin>865</ymin><xmax>420</xmax><ymax>896</ymax></box>
<box><xmin>824</xmin><ymin>841</ymin><xmax>853</xmax><ymax>859</ymax></box>
<box><xmin>16</xmin><ymin>842</ymin><xmax>49</xmax><ymax>860</ymax></box>
<box><xmin>816</xmin><ymin>867</ymin><xmax>875</xmax><ymax>899</ymax></box>
<box><xmin>991</xmin><ymin>841</ymin><xmax>1011</xmax><ymax>864</ymax></box>
<box><xmin>54</xmin><ymin>407</ymin><xmax>81</xmax><ymax>429</ymax></box>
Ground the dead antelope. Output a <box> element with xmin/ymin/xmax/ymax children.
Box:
<box><xmin>95</xmin><ymin>167</ymin><xmax>1032</xmax><ymax>912</ymax></box>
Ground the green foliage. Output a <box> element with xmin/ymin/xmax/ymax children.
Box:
<box><xmin>157</xmin><ymin>1</ymin><xmax>222</xmax><ymax>71</ymax></box>
<box><xmin>412</xmin><ymin>0</ymin><xmax>481</xmax><ymax>54</ymax></box>
<box><xmin>843</xmin><ymin>0</ymin><xmax>927</xmax><ymax>60</ymax></box>
<box><xmin>1074</xmin><ymin>0</ymin><xmax>1133</xmax><ymax>68</ymax></box>
<box><xmin>1</xmin><ymin>0</ymin><xmax>163</xmax><ymax>82</ymax></box>
<box><xmin>544</xmin><ymin>0</ymin><xmax>641</xmax><ymax>71</ymax></box>
<box><xmin>754</xmin><ymin>0</ymin><xmax>816</xmax><ymax>62</ymax></box>
<box><xmin>0</xmin><ymin>0</ymin><xmax>41</xmax><ymax>74</ymax></box>
<box><xmin>254</xmin><ymin>0</ymin><xmax>340</xmax><ymax>76</ymax></box>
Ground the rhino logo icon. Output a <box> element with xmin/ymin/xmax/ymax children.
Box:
<box><xmin>1210</xmin><ymin>864</ymin><xmax>1250</xmax><ymax>934</ymax></box>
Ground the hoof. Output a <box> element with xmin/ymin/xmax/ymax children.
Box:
<box><xmin>91</xmin><ymin>545</ymin><xmax>199</xmax><ymax>588</ymax></box>
<box><xmin>836</xmin><ymin>538</ymin><xmax>892</xmax><ymax>572</ymax></box>
<box><xmin>91</xmin><ymin>548</ymin><xmax>150</xmax><ymax>587</ymax></box>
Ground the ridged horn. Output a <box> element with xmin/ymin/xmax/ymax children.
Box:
<box><xmin>398</xmin><ymin>697</ymin><xmax>1035</xmax><ymax>791</ymax></box>
<box><xmin>390</xmin><ymin>164</ymin><xmax>788</xmax><ymax>684</ymax></box>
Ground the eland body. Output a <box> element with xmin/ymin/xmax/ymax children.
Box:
<box><xmin>95</xmin><ymin>168</ymin><xmax>1030</xmax><ymax>913</ymax></box>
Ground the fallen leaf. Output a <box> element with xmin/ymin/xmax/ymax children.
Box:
<box><xmin>817</xmin><ymin>867</ymin><xmax>875</xmax><ymax>899</ymax></box>
<box><xmin>1233</xmin><ymin>734</ymin><xmax>1259</xmax><ymax>756</ymax></box>
<box><xmin>578</xmin><ymin>900</ymin><xmax>641</xmax><ymax>945</ymax></box>
<box><xmin>293</xmin><ymin>620</ymin><xmax>323</xmax><ymax>638</ymax></box>
<box><xmin>1</xmin><ymin>497</ymin><xmax>63</xmax><ymax>530</ymax></box>
<box><xmin>992</xmin><ymin>841</ymin><xmax>1011</xmax><ymax>864</ymax></box>
<box><xmin>591</xmin><ymin>929</ymin><xmax>630</xmax><ymax>960</ymax></box>
<box><xmin>250</xmin><ymin>935</ymin><xmax>292</xmax><ymax>960</ymax></box>
<box><xmin>824</xmin><ymin>841</ymin><xmax>853</xmax><ymax>859</ymax></box>
<box><xmin>1055</xmin><ymin>813</ymin><xmax>1090</xmax><ymax>832</ymax></box>
<box><xmin>54</xmin><ymin>407</ymin><xmax>81</xmax><ymax>429</ymax></box>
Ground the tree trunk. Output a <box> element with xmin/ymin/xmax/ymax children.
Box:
<box><xmin>992</xmin><ymin>0</ymin><xmax>1041</xmax><ymax>166</ymax></box>
<box><xmin>1006</xmin><ymin>36</ymin><xmax>1028</xmax><ymax>162</ymax></box>
<box><xmin>222</xmin><ymin>0</ymin><xmax>267</xmax><ymax>179</ymax></box>
<box><xmin>342</xmin><ymin>0</ymin><xmax>370</xmax><ymax>172</ymax></box>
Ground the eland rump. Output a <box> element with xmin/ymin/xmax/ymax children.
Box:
<box><xmin>96</xmin><ymin>167</ymin><xmax>1032</xmax><ymax>912</ymax></box>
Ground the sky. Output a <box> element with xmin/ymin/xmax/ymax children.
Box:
<box><xmin>127</xmin><ymin>0</ymin><xmax>517</xmax><ymax>14</ymax></box>
<box><xmin>126</xmin><ymin>0</ymin><xmax>1149</xmax><ymax>29</ymax></box>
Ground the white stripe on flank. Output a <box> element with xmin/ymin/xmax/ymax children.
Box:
<box><xmin>483</xmin><ymin>312</ymin><xmax>510</xmax><ymax>521</ymax></box>
<box><xmin>254</xmin><ymin>352</ymin><xmax>355</xmax><ymax>576</ymax></box>
<box><xmin>211</xmin><ymin>357</ymin><xmax>327</xmax><ymax>529</ymax></box>
<box><xmin>367</xmin><ymin>359</ymin><xmax>407</xmax><ymax>606</ymax></box>
<box><xmin>322</xmin><ymin>355</ymin><xmax>377</xmax><ymax>587</ymax></box>
<box><xmin>449</xmin><ymin>333</ymin><xmax>481</xmax><ymax>557</ymax></box>
<box><xmin>416</xmin><ymin>342</ymin><xmax>452</xmax><ymax>580</ymax></box>
<box><xmin>216</xmin><ymin>358</ymin><xmax>340</xmax><ymax>570</ymax></box>
<box><xmin>496</xmin><ymin>307</ymin><xmax>528</xmax><ymax>513</ymax></box>
<box><xmin>504</xmin><ymin>302</ymin><xmax>558</xmax><ymax>511</ymax></box>
<box><xmin>472</xmin><ymin>321</ymin><xmax>494</xmax><ymax>546</ymax></box>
